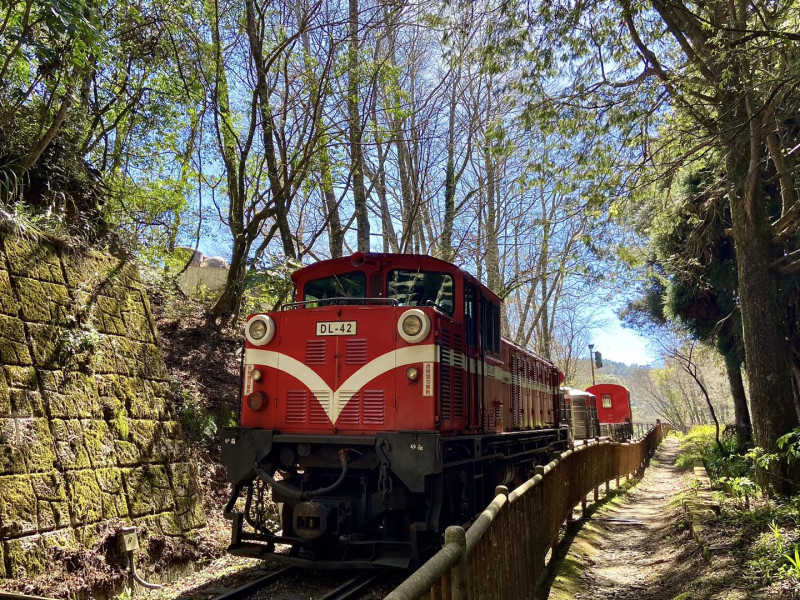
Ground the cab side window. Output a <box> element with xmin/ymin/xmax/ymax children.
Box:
<box><xmin>481</xmin><ymin>298</ymin><xmax>501</xmax><ymax>355</ymax></box>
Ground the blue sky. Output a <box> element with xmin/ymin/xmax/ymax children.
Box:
<box><xmin>591</xmin><ymin>308</ymin><xmax>655</xmax><ymax>366</ymax></box>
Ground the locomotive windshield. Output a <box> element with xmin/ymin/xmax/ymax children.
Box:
<box><xmin>304</xmin><ymin>271</ymin><xmax>366</xmax><ymax>301</ymax></box>
<box><xmin>387</xmin><ymin>269</ymin><xmax>454</xmax><ymax>314</ymax></box>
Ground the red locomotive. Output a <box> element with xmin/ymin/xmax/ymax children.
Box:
<box><xmin>221</xmin><ymin>253</ymin><xmax>569</xmax><ymax>568</ymax></box>
<box><xmin>586</xmin><ymin>383</ymin><xmax>634</xmax><ymax>440</ymax></box>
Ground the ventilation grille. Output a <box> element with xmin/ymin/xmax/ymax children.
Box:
<box><xmin>336</xmin><ymin>390</ymin><xmax>385</xmax><ymax>425</ymax></box>
<box><xmin>346</xmin><ymin>338</ymin><xmax>368</xmax><ymax>365</ymax></box>
<box><xmin>286</xmin><ymin>390</ymin><xmax>307</xmax><ymax>422</ymax></box>
<box><xmin>306</xmin><ymin>340</ymin><xmax>326</xmax><ymax>365</ymax></box>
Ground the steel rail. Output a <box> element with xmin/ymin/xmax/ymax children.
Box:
<box><xmin>212</xmin><ymin>566</ymin><xmax>297</xmax><ymax>600</ymax></box>
<box><xmin>316</xmin><ymin>570</ymin><xmax>389</xmax><ymax>600</ymax></box>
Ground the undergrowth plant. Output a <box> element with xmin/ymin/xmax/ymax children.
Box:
<box><xmin>679</xmin><ymin>425</ymin><xmax>800</xmax><ymax>588</ymax></box>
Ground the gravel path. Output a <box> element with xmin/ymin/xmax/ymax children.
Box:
<box><xmin>545</xmin><ymin>436</ymin><xmax>708</xmax><ymax>599</ymax></box>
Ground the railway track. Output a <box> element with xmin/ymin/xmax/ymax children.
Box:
<box><xmin>211</xmin><ymin>567</ymin><xmax>391</xmax><ymax>600</ymax></box>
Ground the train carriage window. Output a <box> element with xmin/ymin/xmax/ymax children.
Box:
<box><xmin>602</xmin><ymin>394</ymin><xmax>612</xmax><ymax>408</ymax></box>
<box><xmin>387</xmin><ymin>270</ymin><xmax>454</xmax><ymax>314</ymax></box>
<box><xmin>304</xmin><ymin>271</ymin><xmax>366</xmax><ymax>302</ymax></box>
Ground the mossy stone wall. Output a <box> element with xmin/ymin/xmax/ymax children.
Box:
<box><xmin>0</xmin><ymin>232</ymin><xmax>205</xmax><ymax>578</ymax></box>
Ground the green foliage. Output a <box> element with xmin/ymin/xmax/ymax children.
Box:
<box><xmin>777</xmin><ymin>428</ymin><xmax>800</xmax><ymax>465</ymax></box>
<box><xmin>178</xmin><ymin>394</ymin><xmax>217</xmax><ymax>448</ymax></box>
<box><xmin>785</xmin><ymin>545</ymin><xmax>800</xmax><ymax>580</ymax></box>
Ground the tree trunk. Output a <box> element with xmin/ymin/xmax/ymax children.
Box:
<box><xmin>348</xmin><ymin>0</ymin><xmax>369</xmax><ymax>252</ymax></box>
<box><xmin>723</xmin><ymin>352</ymin><xmax>752</xmax><ymax>445</ymax></box>
<box><xmin>726</xmin><ymin>134</ymin><xmax>799</xmax><ymax>491</ymax></box>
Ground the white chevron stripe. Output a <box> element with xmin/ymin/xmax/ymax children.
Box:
<box><xmin>245</xmin><ymin>345</ymin><xmax>437</xmax><ymax>423</ymax></box>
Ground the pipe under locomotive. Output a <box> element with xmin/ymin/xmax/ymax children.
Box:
<box><xmin>221</xmin><ymin>253</ymin><xmax>570</xmax><ymax>569</ymax></box>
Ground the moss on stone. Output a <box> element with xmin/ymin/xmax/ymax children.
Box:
<box><xmin>0</xmin><ymin>314</ymin><xmax>31</xmax><ymax>366</ymax></box>
<box><xmin>65</xmin><ymin>469</ymin><xmax>104</xmax><ymax>526</ymax></box>
<box><xmin>41</xmin><ymin>371</ymin><xmax>100</xmax><ymax>419</ymax></box>
<box><xmin>81</xmin><ymin>419</ymin><xmax>116</xmax><ymax>468</ymax></box>
<box><xmin>19</xmin><ymin>418</ymin><xmax>56</xmax><ymax>473</ymax></box>
<box><xmin>0</xmin><ymin>475</ymin><xmax>38</xmax><ymax>536</ymax></box>
<box><xmin>4</xmin><ymin>536</ymin><xmax>46</xmax><ymax>577</ymax></box>
<box><xmin>26</xmin><ymin>323</ymin><xmax>62</xmax><ymax>368</ymax></box>
<box><xmin>129</xmin><ymin>419</ymin><xmax>168</xmax><ymax>462</ymax></box>
<box><xmin>31</xmin><ymin>472</ymin><xmax>69</xmax><ymax>530</ymax></box>
<box><xmin>95</xmin><ymin>468</ymin><xmax>129</xmax><ymax>519</ymax></box>
<box><xmin>13</xmin><ymin>278</ymin><xmax>70</xmax><ymax>323</ymax></box>
<box><xmin>134</xmin><ymin>511</ymin><xmax>182</xmax><ymax>537</ymax></box>
<box><xmin>124</xmin><ymin>465</ymin><xmax>174</xmax><ymax>517</ymax></box>
<box><xmin>174</xmin><ymin>495</ymin><xmax>206</xmax><ymax>531</ymax></box>
<box><xmin>0</xmin><ymin>374</ymin><xmax>9</xmax><ymax>416</ymax></box>
<box><xmin>5</xmin><ymin>366</ymin><xmax>37</xmax><ymax>389</ymax></box>
<box><xmin>114</xmin><ymin>440</ymin><xmax>140</xmax><ymax>466</ymax></box>
<box><xmin>123</xmin><ymin>311</ymin><xmax>154</xmax><ymax>343</ymax></box>
<box><xmin>51</xmin><ymin>419</ymin><xmax>92</xmax><ymax>470</ymax></box>
<box><xmin>3</xmin><ymin>237</ymin><xmax>64</xmax><ymax>284</ymax></box>
<box><xmin>0</xmin><ymin>419</ymin><xmax>27</xmax><ymax>474</ymax></box>
<box><xmin>0</xmin><ymin>268</ymin><xmax>20</xmax><ymax>317</ymax></box>
<box><xmin>167</xmin><ymin>462</ymin><xmax>199</xmax><ymax>498</ymax></box>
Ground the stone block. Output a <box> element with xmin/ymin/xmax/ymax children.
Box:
<box><xmin>17</xmin><ymin>418</ymin><xmax>56</xmax><ymax>473</ymax></box>
<box><xmin>124</xmin><ymin>465</ymin><xmax>174</xmax><ymax>517</ymax></box>
<box><xmin>0</xmin><ymin>314</ymin><xmax>32</xmax><ymax>365</ymax></box>
<box><xmin>161</xmin><ymin>421</ymin><xmax>188</xmax><ymax>461</ymax></box>
<box><xmin>4</xmin><ymin>529</ymin><xmax>75</xmax><ymax>578</ymax></box>
<box><xmin>82</xmin><ymin>419</ymin><xmax>116</xmax><ymax>468</ymax></box>
<box><xmin>0</xmin><ymin>268</ymin><xmax>20</xmax><ymax>316</ymax></box>
<box><xmin>65</xmin><ymin>469</ymin><xmax>104</xmax><ymax>526</ymax></box>
<box><xmin>123</xmin><ymin>310</ymin><xmax>155</xmax><ymax>343</ymax></box>
<box><xmin>94</xmin><ymin>295</ymin><xmax>127</xmax><ymax>335</ymax></box>
<box><xmin>0</xmin><ymin>419</ymin><xmax>27</xmax><ymax>474</ymax></box>
<box><xmin>13</xmin><ymin>277</ymin><xmax>70</xmax><ymax>323</ymax></box>
<box><xmin>167</xmin><ymin>462</ymin><xmax>200</xmax><ymax>498</ymax></box>
<box><xmin>51</xmin><ymin>419</ymin><xmax>92</xmax><ymax>470</ymax></box>
<box><xmin>41</xmin><ymin>371</ymin><xmax>100</xmax><ymax>419</ymax></box>
<box><xmin>8</xmin><ymin>389</ymin><xmax>43</xmax><ymax>417</ymax></box>
<box><xmin>3</xmin><ymin>237</ymin><xmax>64</xmax><ymax>284</ymax></box>
<box><xmin>27</xmin><ymin>323</ymin><xmax>62</xmax><ymax>368</ymax></box>
<box><xmin>31</xmin><ymin>471</ymin><xmax>69</xmax><ymax>530</ymax></box>
<box><xmin>134</xmin><ymin>511</ymin><xmax>182</xmax><ymax>537</ymax></box>
<box><xmin>175</xmin><ymin>495</ymin><xmax>206</xmax><ymax>531</ymax></box>
<box><xmin>0</xmin><ymin>475</ymin><xmax>37</xmax><ymax>536</ymax></box>
<box><xmin>95</xmin><ymin>468</ymin><xmax>129</xmax><ymax>519</ymax></box>
<box><xmin>130</xmin><ymin>419</ymin><xmax>171</xmax><ymax>463</ymax></box>
<box><xmin>132</xmin><ymin>342</ymin><xmax>168</xmax><ymax>380</ymax></box>
<box><xmin>5</xmin><ymin>365</ymin><xmax>37</xmax><ymax>389</ymax></box>
<box><xmin>115</xmin><ymin>440</ymin><xmax>140</xmax><ymax>466</ymax></box>
<box><xmin>5</xmin><ymin>536</ymin><xmax>45</xmax><ymax>577</ymax></box>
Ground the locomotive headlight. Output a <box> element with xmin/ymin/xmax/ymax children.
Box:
<box><xmin>247</xmin><ymin>391</ymin><xmax>266</xmax><ymax>411</ymax></box>
<box><xmin>406</xmin><ymin>366</ymin><xmax>419</xmax><ymax>381</ymax></box>
<box><xmin>397</xmin><ymin>309</ymin><xmax>430</xmax><ymax>343</ymax></box>
<box><xmin>250</xmin><ymin>368</ymin><xmax>263</xmax><ymax>382</ymax></box>
<box><xmin>402</xmin><ymin>315</ymin><xmax>423</xmax><ymax>336</ymax></box>
<box><xmin>245</xmin><ymin>315</ymin><xmax>275</xmax><ymax>346</ymax></box>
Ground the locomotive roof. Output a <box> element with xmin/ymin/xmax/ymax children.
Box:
<box><xmin>291</xmin><ymin>253</ymin><xmax>502</xmax><ymax>304</ymax></box>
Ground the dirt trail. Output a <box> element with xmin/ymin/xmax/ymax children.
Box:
<box><xmin>544</xmin><ymin>436</ymin><xmax>731</xmax><ymax>600</ymax></box>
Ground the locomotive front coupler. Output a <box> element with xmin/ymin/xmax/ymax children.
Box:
<box><xmin>254</xmin><ymin>449</ymin><xmax>350</xmax><ymax>501</ymax></box>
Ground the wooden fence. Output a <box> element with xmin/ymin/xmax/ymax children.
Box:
<box><xmin>385</xmin><ymin>424</ymin><xmax>670</xmax><ymax>600</ymax></box>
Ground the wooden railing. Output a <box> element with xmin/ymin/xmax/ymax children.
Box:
<box><xmin>386</xmin><ymin>424</ymin><xmax>670</xmax><ymax>600</ymax></box>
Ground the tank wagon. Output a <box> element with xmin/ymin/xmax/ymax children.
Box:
<box><xmin>221</xmin><ymin>253</ymin><xmax>569</xmax><ymax>568</ymax></box>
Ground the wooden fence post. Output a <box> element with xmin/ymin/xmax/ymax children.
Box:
<box><xmin>445</xmin><ymin>526</ymin><xmax>467</xmax><ymax>600</ymax></box>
